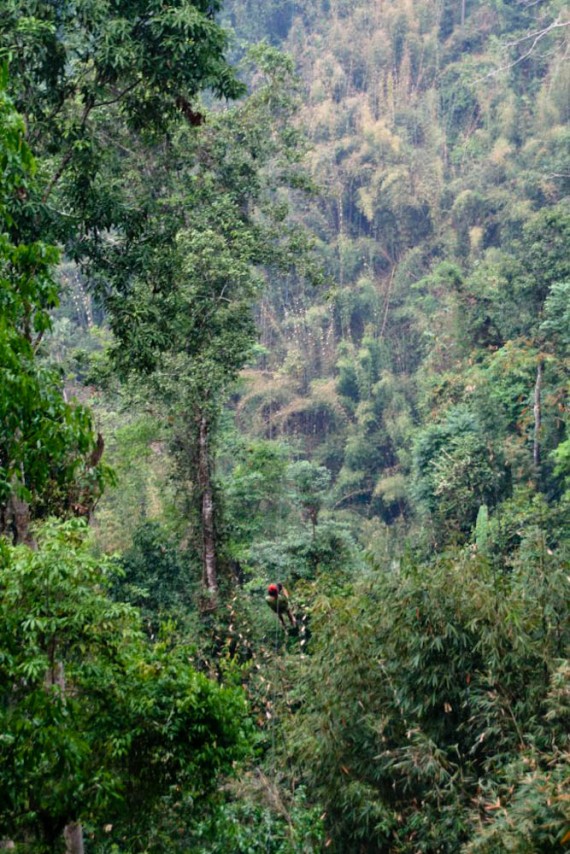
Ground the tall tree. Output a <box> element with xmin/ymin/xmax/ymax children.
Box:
<box><xmin>92</xmin><ymin>47</ymin><xmax>317</xmax><ymax>597</ymax></box>
<box><xmin>0</xmin><ymin>0</ymin><xmax>246</xmax><ymax>540</ymax></box>
<box><xmin>0</xmin><ymin>69</ymin><xmax>104</xmax><ymax>543</ymax></box>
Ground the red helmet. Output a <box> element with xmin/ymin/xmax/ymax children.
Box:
<box><xmin>267</xmin><ymin>583</ymin><xmax>279</xmax><ymax>596</ymax></box>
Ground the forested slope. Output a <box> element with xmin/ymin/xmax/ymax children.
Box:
<box><xmin>225</xmin><ymin>0</ymin><xmax>569</xmax><ymax>541</ymax></box>
<box><xmin>0</xmin><ymin>0</ymin><xmax>568</xmax><ymax>851</ymax></box>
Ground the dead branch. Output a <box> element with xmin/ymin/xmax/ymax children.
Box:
<box><xmin>479</xmin><ymin>17</ymin><xmax>570</xmax><ymax>80</ymax></box>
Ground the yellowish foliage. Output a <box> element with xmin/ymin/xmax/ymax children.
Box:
<box><xmin>490</xmin><ymin>137</ymin><xmax>513</xmax><ymax>167</ymax></box>
<box><xmin>469</xmin><ymin>226</ymin><xmax>484</xmax><ymax>253</ymax></box>
<box><xmin>373</xmin><ymin>472</ymin><xmax>407</xmax><ymax>501</ymax></box>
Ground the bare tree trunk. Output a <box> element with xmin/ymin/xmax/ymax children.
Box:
<box><xmin>198</xmin><ymin>413</ymin><xmax>218</xmax><ymax>595</ymax></box>
<box><xmin>64</xmin><ymin>822</ymin><xmax>84</xmax><ymax>854</ymax></box>
<box><xmin>533</xmin><ymin>359</ymin><xmax>543</xmax><ymax>471</ymax></box>
<box><xmin>461</xmin><ymin>0</ymin><xmax>466</xmax><ymax>26</ymax></box>
<box><xmin>6</xmin><ymin>491</ymin><xmax>36</xmax><ymax>548</ymax></box>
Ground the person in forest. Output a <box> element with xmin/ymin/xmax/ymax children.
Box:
<box><xmin>266</xmin><ymin>583</ymin><xmax>296</xmax><ymax>628</ymax></box>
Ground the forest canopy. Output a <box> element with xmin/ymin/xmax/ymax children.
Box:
<box><xmin>0</xmin><ymin>0</ymin><xmax>569</xmax><ymax>850</ymax></box>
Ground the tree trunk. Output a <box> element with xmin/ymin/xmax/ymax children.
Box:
<box><xmin>533</xmin><ymin>359</ymin><xmax>543</xmax><ymax>471</ymax></box>
<box><xmin>5</xmin><ymin>491</ymin><xmax>36</xmax><ymax>548</ymax></box>
<box><xmin>198</xmin><ymin>413</ymin><xmax>218</xmax><ymax>595</ymax></box>
<box><xmin>64</xmin><ymin>823</ymin><xmax>84</xmax><ymax>854</ymax></box>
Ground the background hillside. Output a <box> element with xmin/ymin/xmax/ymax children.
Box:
<box><xmin>222</xmin><ymin>0</ymin><xmax>569</xmax><ymax>543</ymax></box>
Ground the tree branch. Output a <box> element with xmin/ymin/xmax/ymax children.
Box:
<box><xmin>480</xmin><ymin>18</ymin><xmax>570</xmax><ymax>80</ymax></box>
<box><xmin>41</xmin><ymin>79</ymin><xmax>141</xmax><ymax>202</ymax></box>
<box><xmin>503</xmin><ymin>18</ymin><xmax>569</xmax><ymax>47</ymax></box>
<box><xmin>93</xmin><ymin>79</ymin><xmax>142</xmax><ymax>109</ymax></box>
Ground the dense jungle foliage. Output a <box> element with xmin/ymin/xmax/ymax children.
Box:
<box><xmin>0</xmin><ymin>0</ymin><xmax>568</xmax><ymax>850</ymax></box>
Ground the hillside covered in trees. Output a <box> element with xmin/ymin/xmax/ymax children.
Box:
<box><xmin>0</xmin><ymin>0</ymin><xmax>568</xmax><ymax>851</ymax></box>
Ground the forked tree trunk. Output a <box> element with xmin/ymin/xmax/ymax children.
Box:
<box><xmin>198</xmin><ymin>413</ymin><xmax>218</xmax><ymax>595</ymax></box>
